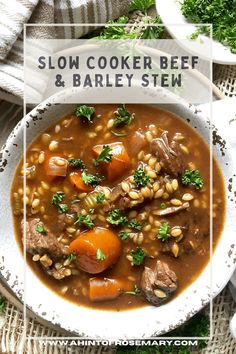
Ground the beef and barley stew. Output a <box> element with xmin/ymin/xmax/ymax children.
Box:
<box><xmin>11</xmin><ymin>104</ymin><xmax>225</xmax><ymax>311</ymax></box>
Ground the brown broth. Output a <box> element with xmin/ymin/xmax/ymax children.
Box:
<box><xmin>11</xmin><ymin>104</ymin><xmax>225</xmax><ymax>311</ymax></box>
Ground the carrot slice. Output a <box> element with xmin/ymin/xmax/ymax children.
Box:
<box><xmin>93</xmin><ymin>142</ymin><xmax>131</xmax><ymax>182</ymax></box>
<box><xmin>69</xmin><ymin>171</ymin><xmax>92</xmax><ymax>192</ymax></box>
<box><xmin>89</xmin><ymin>277</ymin><xmax>125</xmax><ymax>302</ymax></box>
<box><xmin>69</xmin><ymin>227</ymin><xmax>121</xmax><ymax>274</ymax></box>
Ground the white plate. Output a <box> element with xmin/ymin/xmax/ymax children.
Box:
<box><xmin>156</xmin><ymin>0</ymin><xmax>236</xmax><ymax>65</ymax></box>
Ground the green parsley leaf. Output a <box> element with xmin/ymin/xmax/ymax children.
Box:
<box><xmin>141</xmin><ymin>16</ymin><xmax>164</xmax><ymax>39</ymax></box>
<box><xmin>75</xmin><ymin>104</ymin><xmax>95</xmax><ymax>123</ymax></box>
<box><xmin>134</xmin><ymin>167</ymin><xmax>150</xmax><ymax>188</ymax></box>
<box><xmin>160</xmin><ymin>202</ymin><xmax>166</xmax><ymax>209</ymax></box>
<box><xmin>157</xmin><ymin>222</ymin><xmax>171</xmax><ymax>242</ymax></box>
<box><xmin>67</xmin><ymin>252</ymin><xmax>77</xmax><ymax>263</ymax></box>
<box><xmin>96</xmin><ymin>193</ymin><xmax>106</xmax><ymax>204</ymax></box>
<box><xmin>82</xmin><ymin>170</ymin><xmax>102</xmax><ymax>186</ymax></box>
<box><xmin>127</xmin><ymin>219</ymin><xmax>142</xmax><ymax>230</ymax></box>
<box><xmin>182</xmin><ymin>169</ymin><xmax>203</xmax><ymax>190</ymax></box>
<box><xmin>114</xmin><ymin>105</ymin><xmax>134</xmax><ymax>127</ymax></box>
<box><xmin>58</xmin><ymin>203</ymin><xmax>68</xmax><ymax>214</ymax></box>
<box><xmin>0</xmin><ymin>296</ymin><xmax>6</xmax><ymax>313</ymax></box>
<box><xmin>125</xmin><ymin>284</ymin><xmax>141</xmax><ymax>296</ymax></box>
<box><xmin>68</xmin><ymin>158</ymin><xmax>85</xmax><ymax>169</ymax></box>
<box><xmin>94</xmin><ymin>145</ymin><xmax>113</xmax><ymax>165</ymax></box>
<box><xmin>36</xmin><ymin>224</ymin><xmax>46</xmax><ymax>234</ymax></box>
<box><xmin>52</xmin><ymin>191</ymin><xmax>64</xmax><ymax>205</ymax></box>
<box><xmin>74</xmin><ymin>213</ymin><xmax>94</xmax><ymax>229</ymax></box>
<box><xmin>106</xmin><ymin>209</ymin><xmax>128</xmax><ymax>226</ymax></box>
<box><xmin>99</xmin><ymin>16</ymin><xmax>137</xmax><ymax>40</ymax></box>
<box><xmin>119</xmin><ymin>231</ymin><xmax>130</xmax><ymax>240</ymax></box>
<box><xmin>130</xmin><ymin>248</ymin><xmax>146</xmax><ymax>266</ymax></box>
<box><xmin>96</xmin><ymin>248</ymin><xmax>106</xmax><ymax>261</ymax></box>
<box><xmin>129</xmin><ymin>0</ymin><xmax>155</xmax><ymax>12</ymax></box>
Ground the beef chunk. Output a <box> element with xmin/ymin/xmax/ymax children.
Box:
<box><xmin>151</xmin><ymin>131</ymin><xmax>183</xmax><ymax>176</ymax></box>
<box><xmin>21</xmin><ymin>219</ymin><xmax>69</xmax><ymax>258</ymax></box>
<box><xmin>152</xmin><ymin>202</ymin><xmax>190</xmax><ymax>216</ymax></box>
<box><xmin>141</xmin><ymin>260</ymin><xmax>177</xmax><ymax>306</ymax></box>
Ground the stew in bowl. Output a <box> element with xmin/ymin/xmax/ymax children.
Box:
<box><xmin>11</xmin><ymin>104</ymin><xmax>225</xmax><ymax>311</ymax></box>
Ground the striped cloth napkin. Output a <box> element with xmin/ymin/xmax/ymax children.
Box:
<box><xmin>0</xmin><ymin>0</ymin><xmax>130</xmax><ymax>104</ymax></box>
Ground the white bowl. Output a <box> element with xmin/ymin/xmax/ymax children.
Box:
<box><xmin>0</xmin><ymin>91</ymin><xmax>236</xmax><ymax>339</ymax></box>
<box><xmin>156</xmin><ymin>0</ymin><xmax>236</xmax><ymax>65</ymax></box>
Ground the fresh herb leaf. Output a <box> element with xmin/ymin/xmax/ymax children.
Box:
<box><xmin>67</xmin><ymin>252</ymin><xmax>77</xmax><ymax>263</ymax></box>
<box><xmin>0</xmin><ymin>296</ymin><xmax>6</xmax><ymax>313</ymax></box>
<box><xmin>52</xmin><ymin>191</ymin><xmax>64</xmax><ymax>205</ymax></box>
<box><xmin>160</xmin><ymin>202</ymin><xmax>166</xmax><ymax>209</ymax></box>
<box><xmin>96</xmin><ymin>193</ymin><xmax>106</xmax><ymax>204</ymax></box>
<box><xmin>129</xmin><ymin>0</ymin><xmax>155</xmax><ymax>12</ymax></box>
<box><xmin>68</xmin><ymin>158</ymin><xmax>85</xmax><ymax>169</ymax></box>
<box><xmin>114</xmin><ymin>105</ymin><xmax>134</xmax><ymax>127</ymax></box>
<box><xmin>36</xmin><ymin>224</ymin><xmax>46</xmax><ymax>234</ymax></box>
<box><xmin>181</xmin><ymin>0</ymin><xmax>236</xmax><ymax>54</ymax></box>
<box><xmin>106</xmin><ymin>209</ymin><xmax>128</xmax><ymax>226</ymax></box>
<box><xmin>74</xmin><ymin>213</ymin><xmax>94</xmax><ymax>229</ymax></box>
<box><xmin>119</xmin><ymin>231</ymin><xmax>130</xmax><ymax>240</ymax></box>
<box><xmin>94</xmin><ymin>145</ymin><xmax>113</xmax><ymax>165</ymax></box>
<box><xmin>75</xmin><ymin>104</ymin><xmax>95</xmax><ymax>123</ymax></box>
<box><xmin>182</xmin><ymin>169</ymin><xmax>203</xmax><ymax>190</ymax></box>
<box><xmin>130</xmin><ymin>247</ymin><xmax>146</xmax><ymax>266</ymax></box>
<box><xmin>127</xmin><ymin>219</ymin><xmax>142</xmax><ymax>230</ymax></box>
<box><xmin>58</xmin><ymin>203</ymin><xmax>68</xmax><ymax>214</ymax></box>
<box><xmin>99</xmin><ymin>16</ymin><xmax>136</xmax><ymax>40</ymax></box>
<box><xmin>82</xmin><ymin>170</ymin><xmax>102</xmax><ymax>186</ymax></box>
<box><xmin>125</xmin><ymin>284</ymin><xmax>141</xmax><ymax>296</ymax></box>
<box><xmin>134</xmin><ymin>167</ymin><xmax>150</xmax><ymax>188</ymax></box>
<box><xmin>111</xmin><ymin>130</ymin><xmax>127</xmax><ymax>137</ymax></box>
<box><xmin>96</xmin><ymin>248</ymin><xmax>106</xmax><ymax>261</ymax></box>
<box><xmin>141</xmin><ymin>16</ymin><xmax>164</xmax><ymax>39</ymax></box>
<box><xmin>157</xmin><ymin>222</ymin><xmax>170</xmax><ymax>242</ymax></box>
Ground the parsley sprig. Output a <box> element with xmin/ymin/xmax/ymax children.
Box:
<box><xmin>157</xmin><ymin>222</ymin><xmax>171</xmax><ymax>242</ymax></box>
<box><xmin>129</xmin><ymin>0</ymin><xmax>155</xmax><ymax>13</ymax></box>
<box><xmin>67</xmin><ymin>252</ymin><xmax>77</xmax><ymax>263</ymax></box>
<box><xmin>52</xmin><ymin>192</ymin><xmax>68</xmax><ymax>214</ymax></box>
<box><xmin>96</xmin><ymin>193</ymin><xmax>106</xmax><ymax>204</ymax></box>
<box><xmin>107</xmin><ymin>209</ymin><xmax>128</xmax><ymax>226</ymax></box>
<box><xmin>36</xmin><ymin>224</ymin><xmax>46</xmax><ymax>234</ymax></box>
<box><xmin>68</xmin><ymin>158</ymin><xmax>85</xmax><ymax>169</ymax></box>
<box><xmin>125</xmin><ymin>284</ymin><xmax>141</xmax><ymax>296</ymax></box>
<box><xmin>134</xmin><ymin>167</ymin><xmax>150</xmax><ymax>188</ymax></box>
<box><xmin>96</xmin><ymin>248</ymin><xmax>106</xmax><ymax>261</ymax></box>
<box><xmin>127</xmin><ymin>219</ymin><xmax>142</xmax><ymax>230</ymax></box>
<box><xmin>119</xmin><ymin>231</ymin><xmax>130</xmax><ymax>240</ymax></box>
<box><xmin>182</xmin><ymin>169</ymin><xmax>203</xmax><ymax>190</ymax></box>
<box><xmin>74</xmin><ymin>213</ymin><xmax>94</xmax><ymax>229</ymax></box>
<box><xmin>130</xmin><ymin>248</ymin><xmax>146</xmax><ymax>266</ymax></box>
<box><xmin>94</xmin><ymin>145</ymin><xmax>113</xmax><ymax>165</ymax></box>
<box><xmin>75</xmin><ymin>104</ymin><xmax>95</xmax><ymax>123</ymax></box>
<box><xmin>114</xmin><ymin>105</ymin><xmax>134</xmax><ymax>127</ymax></box>
<box><xmin>82</xmin><ymin>171</ymin><xmax>103</xmax><ymax>186</ymax></box>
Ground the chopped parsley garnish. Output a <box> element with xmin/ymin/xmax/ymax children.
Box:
<box><xmin>82</xmin><ymin>170</ymin><xmax>102</xmax><ymax>186</ymax></box>
<box><xmin>119</xmin><ymin>231</ymin><xmax>130</xmax><ymax>240</ymax></box>
<box><xmin>96</xmin><ymin>248</ymin><xmax>106</xmax><ymax>261</ymax></box>
<box><xmin>182</xmin><ymin>169</ymin><xmax>203</xmax><ymax>190</ymax></box>
<box><xmin>52</xmin><ymin>191</ymin><xmax>64</xmax><ymax>205</ymax></box>
<box><xmin>99</xmin><ymin>16</ymin><xmax>136</xmax><ymax>40</ymax></box>
<box><xmin>106</xmin><ymin>209</ymin><xmax>128</xmax><ymax>226</ymax></box>
<box><xmin>114</xmin><ymin>105</ymin><xmax>134</xmax><ymax>127</ymax></box>
<box><xmin>96</xmin><ymin>193</ymin><xmax>106</xmax><ymax>204</ymax></box>
<box><xmin>125</xmin><ymin>284</ymin><xmax>141</xmax><ymax>296</ymax></box>
<box><xmin>111</xmin><ymin>130</ymin><xmax>127</xmax><ymax>137</ymax></box>
<box><xmin>94</xmin><ymin>145</ymin><xmax>113</xmax><ymax>165</ymax></box>
<box><xmin>129</xmin><ymin>0</ymin><xmax>155</xmax><ymax>12</ymax></box>
<box><xmin>68</xmin><ymin>158</ymin><xmax>85</xmax><ymax>169</ymax></box>
<box><xmin>67</xmin><ymin>252</ymin><xmax>77</xmax><ymax>263</ymax></box>
<box><xmin>75</xmin><ymin>104</ymin><xmax>95</xmax><ymax>123</ymax></box>
<box><xmin>181</xmin><ymin>0</ymin><xmax>236</xmax><ymax>54</ymax></box>
<box><xmin>127</xmin><ymin>219</ymin><xmax>142</xmax><ymax>230</ymax></box>
<box><xmin>160</xmin><ymin>202</ymin><xmax>166</xmax><ymax>209</ymax></box>
<box><xmin>0</xmin><ymin>296</ymin><xmax>6</xmax><ymax>313</ymax></box>
<box><xmin>130</xmin><ymin>248</ymin><xmax>147</xmax><ymax>266</ymax></box>
<box><xmin>157</xmin><ymin>222</ymin><xmax>171</xmax><ymax>242</ymax></box>
<box><xmin>36</xmin><ymin>224</ymin><xmax>46</xmax><ymax>234</ymax></box>
<box><xmin>58</xmin><ymin>203</ymin><xmax>68</xmax><ymax>214</ymax></box>
<box><xmin>74</xmin><ymin>213</ymin><xmax>94</xmax><ymax>229</ymax></box>
<box><xmin>134</xmin><ymin>167</ymin><xmax>150</xmax><ymax>188</ymax></box>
